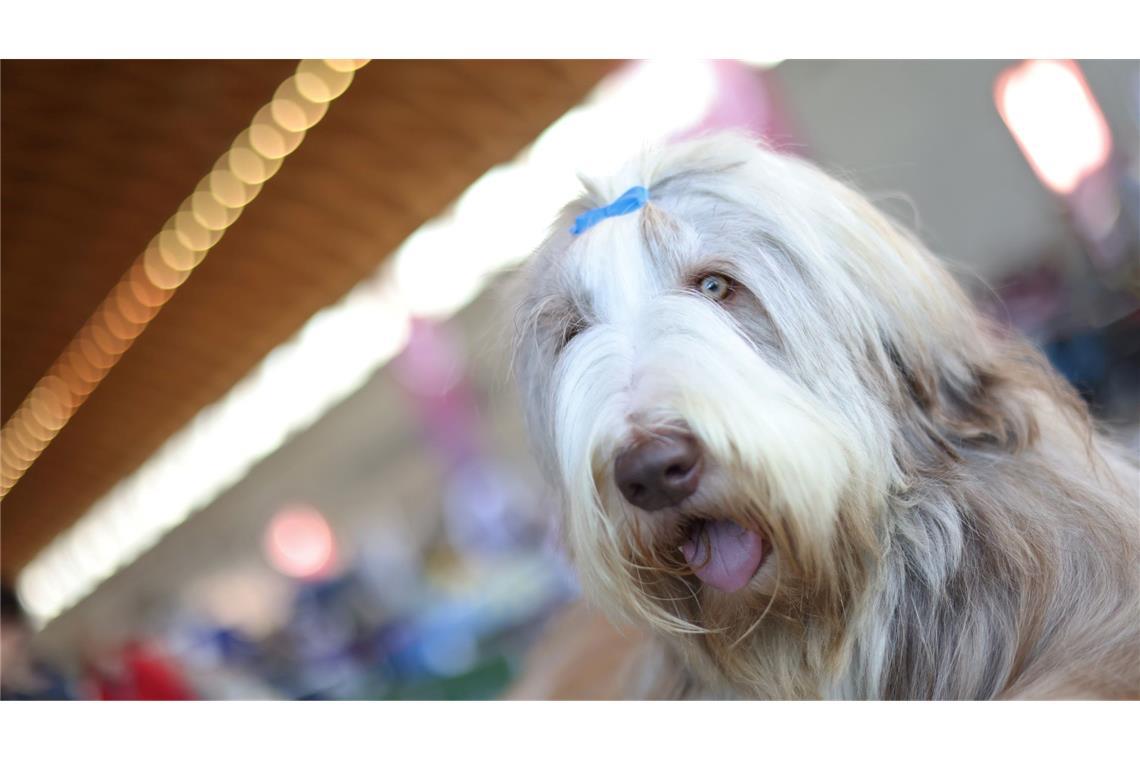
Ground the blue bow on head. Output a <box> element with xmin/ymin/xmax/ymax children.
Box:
<box><xmin>570</xmin><ymin>186</ymin><xmax>649</xmax><ymax>235</ymax></box>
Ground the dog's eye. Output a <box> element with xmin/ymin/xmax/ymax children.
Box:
<box><xmin>696</xmin><ymin>273</ymin><xmax>733</xmax><ymax>302</ymax></box>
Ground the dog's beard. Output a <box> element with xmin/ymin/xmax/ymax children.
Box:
<box><xmin>567</xmin><ymin>449</ymin><xmax>883</xmax><ymax>695</ymax></box>
<box><xmin>549</xmin><ymin>295</ymin><xmax>889</xmax><ymax>688</ymax></box>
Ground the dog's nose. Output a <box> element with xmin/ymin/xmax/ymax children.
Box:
<box><xmin>614</xmin><ymin>431</ymin><xmax>703</xmax><ymax>511</ymax></box>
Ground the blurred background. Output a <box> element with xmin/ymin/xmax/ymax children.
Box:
<box><xmin>1</xmin><ymin>59</ymin><xmax>1137</xmax><ymax>700</ymax></box>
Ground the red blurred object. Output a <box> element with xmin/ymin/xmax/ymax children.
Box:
<box><xmin>90</xmin><ymin>640</ymin><xmax>196</xmax><ymax>701</ymax></box>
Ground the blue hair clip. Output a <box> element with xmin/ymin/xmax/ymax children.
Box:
<box><xmin>570</xmin><ymin>186</ymin><xmax>649</xmax><ymax>235</ymax></box>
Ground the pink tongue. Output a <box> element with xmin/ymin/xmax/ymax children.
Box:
<box><xmin>682</xmin><ymin>520</ymin><xmax>765</xmax><ymax>593</ymax></box>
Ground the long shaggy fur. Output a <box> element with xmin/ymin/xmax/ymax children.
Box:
<box><xmin>512</xmin><ymin>134</ymin><xmax>1140</xmax><ymax>699</ymax></box>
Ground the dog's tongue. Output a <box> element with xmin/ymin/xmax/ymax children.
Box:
<box><xmin>682</xmin><ymin>520</ymin><xmax>765</xmax><ymax>593</ymax></box>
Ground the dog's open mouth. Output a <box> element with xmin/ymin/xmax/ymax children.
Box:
<box><xmin>681</xmin><ymin>519</ymin><xmax>767</xmax><ymax>593</ymax></box>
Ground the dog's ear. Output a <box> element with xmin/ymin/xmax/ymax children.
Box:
<box><xmin>823</xmin><ymin>180</ymin><xmax>1087</xmax><ymax>465</ymax></box>
<box><xmin>883</xmin><ymin>329</ymin><xmax>1084</xmax><ymax>465</ymax></box>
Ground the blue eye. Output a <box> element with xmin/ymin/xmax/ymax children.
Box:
<box><xmin>697</xmin><ymin>273</ymin><xmax>732</xmax><ymax>302</ymax></box>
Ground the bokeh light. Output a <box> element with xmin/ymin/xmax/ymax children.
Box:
<box><xmin>271</xmin><ymin>77</ymin><xmax>329</xmax><ymax>133</ymax></box>
<box><xmin>995</xmin><ymin>59</ymin><xmax>1113</xmax><ymax>195</ymax></box>
<box><xmin>0</xmin><ymin>59</ymin><xmax>367</xmax><ymax>503</ymax></box>
<box><xmin>263</xmin><ymin>505</ymin><xmax>338</xmax><ymax>579</ymax></box>
<box><xmin>249</xmin><ymin>105</ymin><xmax>304</xmax><ymax>159</ymax></box>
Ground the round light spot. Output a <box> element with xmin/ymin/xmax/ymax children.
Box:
<box><xmin>129</xmin><ymin>261</ymin><xmax>175</xmax><ymax>307</ymax></box>
<box><xmin>9</xmin><ymin>416</ymin><xmax>46</xmax><ymax>453</ymax></box>
<box><xmin>113</xmin><ymin>280</ymin><xmax>159</xmax><ymax>325</ymax></box>
<box><xmin>142</xmin><ymin>247</ymin><xmax>190</xmax><ymax>291</ymax></box>
<box><xmin>295</xmin><ymin>60</ymin><xmax>353</xmax><ymax>103</ymax></box>
<box><xmin>3</xmin><ymin>433</ymin><xmax>36</xmax><ymax>464</ymax></box>
<box><xmin>323</xmin><ymin>59</ymin><xmax>369</xmax><ymax>73</ymax></box>
<box><xmin>250</xmin><ymin>105</ymin><xmax>304</xmax><ymax>158</ymax></box>
<box><xmin>249</xmin><ymin>122</ymin><xmax>286</xmax><ymax>159</ymax></box>
<box><xmin>263</xmin><ymin>505</ymin><xmax>337</xmax><ymax>579</ymax></box>
<box><xmin>209</xmin><ymin>168</ymin><xmax>256</xmax><ymax>208</ymax></box>
<box><xmin>173</xmin><ymin>210</ymin><xmax>220</xmax><ymax>252</ymax></box>
<box><xmin>158</xmin><ymin>229</ymin><xmax>205</xmax><ymax>272</ymax></box>
<box><xmin>270</xmin><ymin>98</ymin><xmax>308</xmax><ymax>133</ymax></box>
<box><xmin>100</xmin><ymin>302</ymin><xmax>145</xmax><ymax>341</ymax></box>
<box><xmin>89</xmin><ymin>321</ymin><xmax>128</xmax><ymax>357</ymax></box>
<box><xmin>28</xmin><ymin>385</ymin><xmax>67</xmax><ymax>432</ymax></box>
<box><xmin>270</xmin><ymin>78</ymin><xmax>328</xmax><ymax>132</ymax></box>
<box><xmin>77</xmin><ymin>335</ymin><xmax>114</xmax><ymax>371</ymax></box>
<box><xmin>227</xmin><ymin>145</ymin><xmax>270</xmax><ymax>185</ymax></box>
<box><xmin>190</xmin><ymin>190</ymin><xmax>238</xmax><ymax>231</ymax></box>
<box><xmin>56</xmin><ymin>351</ymin><xmax>100</xmax><ymax>395</ymax></box>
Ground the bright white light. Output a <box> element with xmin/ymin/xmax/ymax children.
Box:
<box><xmin>17</xmin><ymin>60</ymin><xmax>721</xmax><ymax>626</ymax></box>
<box><xmin>393</xmin><ymin>59</ymin><xmax>720</xmax><ymax>318</ymax></box>
<box><xmin>17</xmin><ymin>277</ymin><xmax>411</xmax><ymax>624</ymax></box>
<box><xmin>995</xmin><ymin>59</ymin><xmax>1113</xmax><ymax>195</ymax></box>
<box><xmin>737</xmin><ymin>57</ymin><xmax>786</xmax><ymax>70</ymax></box>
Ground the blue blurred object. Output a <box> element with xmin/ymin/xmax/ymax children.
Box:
<box><xmin>1045</xmin><ymin>331</ymin><xmax>1109</xmax><ymax>397</ymax></box>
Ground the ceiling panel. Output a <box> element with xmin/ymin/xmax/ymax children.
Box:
<box><xmin>0</xmin><ymin>59</ymin><xmax>615</xmax><ymax>578</ymax></box>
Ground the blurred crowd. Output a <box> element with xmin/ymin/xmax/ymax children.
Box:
<box><xmin>3</xmin><ymin>319</ymin><xmax>579</xmax><ymax>701</ymax></box>
<box><xmin>3</xmin><ymin>516</ymin><xmax>577</xmax><ymax>700</ymax></box>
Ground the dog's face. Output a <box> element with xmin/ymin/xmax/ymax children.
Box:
<box><xmin>514</xmin><ymin>136</ymin><xmax>988</xmax><ymax>691</ymax></box>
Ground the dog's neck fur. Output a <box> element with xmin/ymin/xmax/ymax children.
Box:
<box><xmin>875</xmin><ymin>435</ymin><xmax>1137</xmax><ymax>699</ymax></box>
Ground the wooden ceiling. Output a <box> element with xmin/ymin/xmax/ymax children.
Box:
<box><xmin>0</xmin><ymin>59</ymin><xmax>615</xmax><ymax>580</ymax></box>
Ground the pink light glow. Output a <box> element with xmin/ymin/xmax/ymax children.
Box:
<box><xmin>263</xmin><ymin>504</ymin><xmax>336</xmax><ymax>579</ymax></box>
<box><xmin>995</xmin><ymin>60</ymin><xmax>1113</xmax><ymax>195</ymax></box>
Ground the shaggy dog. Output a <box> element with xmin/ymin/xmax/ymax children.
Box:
<box><xmin>511</xmin><ymin>134</ymin><xmax>1139</xmax><ymax>699</ymax></box>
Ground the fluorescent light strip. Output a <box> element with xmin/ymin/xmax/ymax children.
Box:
<box><xmin>18</xmin><ymin>60</ymin><xmax>721</xmax><ymax>626</ymax></box>
<box><xmin>0</xmin><ymin>59</ymin><xmax>370</xmax><ymax>498</ymax></box>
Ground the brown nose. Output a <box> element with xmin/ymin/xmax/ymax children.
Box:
<box><xmin>614</xmin><ymin>431</ymin><xmax>703</xmax><ymax>511</ymax></box>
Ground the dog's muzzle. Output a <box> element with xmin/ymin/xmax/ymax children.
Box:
<box><xmin>613</xmin><ymin>429</ymin><xmax>703</xmax><ymax>511</ymax></box>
